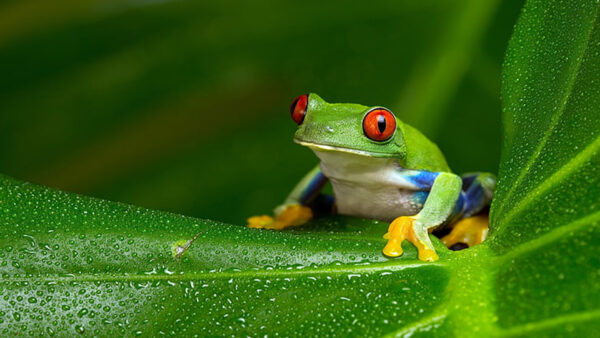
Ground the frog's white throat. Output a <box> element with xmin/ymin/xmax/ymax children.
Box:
<box><xmin>308</xmin><ymin>146</ymin><xmax>422</xmax><ymax>222</ymax></box>
<box><xmin>311</xmin><ymin>148</ymin><xmax>399</xmax><ymax>180</ymax></box>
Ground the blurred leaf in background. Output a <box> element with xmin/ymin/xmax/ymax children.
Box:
<box><xmin>0</xmin><ymin>0</ymin><xmax>523</xmax><ymax>224</ymax></box>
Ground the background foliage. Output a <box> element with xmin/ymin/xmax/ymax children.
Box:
<box><xmin>0</xmin><ymin>0</ymin><xmax>523</xmax><ymax>223</ymax></box>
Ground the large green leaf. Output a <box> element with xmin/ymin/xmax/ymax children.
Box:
<box><xmin>0</xmin><ymin>175</ymin><xmax>449</xmax><ymax>336</ymax></box>
<box><xmin>488</xmin><ymin>0</ymin><xmax>600</xmax><ymax>332</ymax></box>
<box><xmin>1</xmin><ymin>0</ymin><xmax>599</xmax><ymax>336</ymax></box>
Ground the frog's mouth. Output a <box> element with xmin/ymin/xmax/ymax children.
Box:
<box><xmin>294</xmin><ymin>139</ymin><xmax>393</xmax><ymax>158</ymax></box>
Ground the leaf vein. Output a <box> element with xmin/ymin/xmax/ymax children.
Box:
<box><xmin>497</xmin><ymin>309</ymin><xmax>600</xmax><ymax>337</ymax></box>
<box><xmin>499</xmin><ymin>134</ymin><xmax>600</xmax><ymax>228</ymax></box>
<box><xmin>500</xmin><ymin>209</ymin><xmax>600</xmax><ymax>262</ymax></box>
<box><xmin>382</xmin><ymin>310</ymin><xmax>447</xmax><ymax>338</ymax></box>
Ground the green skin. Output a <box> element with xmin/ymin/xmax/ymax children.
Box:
<box><xmin>278</xmin><ymin>93</ymin><xmax>494</xmax><ymax>256</ymax></box>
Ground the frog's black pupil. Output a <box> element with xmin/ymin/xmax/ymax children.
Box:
<box><xmin>377</xmin><ymin>115</ymin><xmax>386</xmax><ymax>133</ymax></box>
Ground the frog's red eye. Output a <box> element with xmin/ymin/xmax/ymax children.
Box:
<box><xmin>363</xmin><ymin>108</ymin><xmax>396</xmax><ymax>142</ymax></box>
<box><xmin>290</xmin><ymin>94</ymin><xmax>309</xmax><ymax>125</ymax></box>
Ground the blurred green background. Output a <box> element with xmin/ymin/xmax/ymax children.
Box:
<box><xmin>0</xmin><ymin>0</ymin><xmax>523</xmax><ymax>224</ymax></box>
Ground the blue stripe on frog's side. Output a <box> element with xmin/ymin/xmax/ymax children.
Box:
<box><xmin>404</xmin><ymin>171</ymin><xmax>440</xmax><ymax>190</ymax></box>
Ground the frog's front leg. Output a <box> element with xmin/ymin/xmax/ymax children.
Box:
<box><xmin>383</xmin><ymin>172</ymin><xmax>462</xmax><ymax>261</ymax></box>
<box><xmin>247</xmin><ymin>165</ymin><xmax>328</xmax><ymax>230</ymax></box>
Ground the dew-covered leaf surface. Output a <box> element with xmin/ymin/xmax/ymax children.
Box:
<box><xmin>489</xmin><ymin>0</ymin><xmax>600</xmax><ymax>334</ymax></box>
<box><xmin>0</xmin><ymin>175</ymin><xmax>456</xmax><ymax>336</ymax></box>
<box><xmin>1</xmin><ymin>0</ymin><xmax>599</xmax><ymax>336</ymax></box>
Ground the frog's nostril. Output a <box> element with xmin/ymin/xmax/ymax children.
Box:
<box><xmin>290</xmin><ymin>94</ymin><xmax>308</xmax><ymax>125</ymax></box>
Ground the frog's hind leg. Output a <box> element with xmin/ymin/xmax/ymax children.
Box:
<box><xmin>460</xmin><ymin>172</ymin><xmax>496</xmax><ymax>218</ymax></box>
<box><xmin>440</xmin><ymin>172</ymin><xmax>496</xmax><ymax>248</ymax></box>
<box><xmin>441</xmin><ymin>214</ymin><xmax>489</xmax><ymax>248</ymax></box>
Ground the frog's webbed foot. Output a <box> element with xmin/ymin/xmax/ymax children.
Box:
<box><xmin>382</xmin><ymin>216</ymin><xmax>439</xmax><ymax>262</ymax></box>
<box><xmin>247</xmin><ymin>204</ymin><xmax>313</xmax><ymax>230</ymax></box>
<box><xmin>441</xmin><ymin>215</ymin><xmax>489</xmax><ymax>248</ymax></box>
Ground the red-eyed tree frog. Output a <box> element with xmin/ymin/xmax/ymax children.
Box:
<box><xmin>248</xmin><ymin>94</ymin><xmax>496</xmax><ymax>262</ymax></box>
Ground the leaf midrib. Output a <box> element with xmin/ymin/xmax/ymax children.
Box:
<box><xmin>4</xmin><ymin>260</ymin><xmax>442</xmax><ymax>283</ymax></box>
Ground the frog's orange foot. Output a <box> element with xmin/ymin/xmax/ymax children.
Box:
<box><xmin>441</xmin><ymin>214</ymin><xmax>489</xmax><ymax>248</ymax></box>
<box><xmin>247</xmin><ymin>204</ymin><xmax>313</xmax><ymax>230</ymax></box>
<box><xmin>247</xmin><ymin>215</ymin><xmax>278</xmax><ymax>229</ymax></box>
<box><xmin>382</xmin><ymin>216</ymin><xmax>439</xmax><ymax>262</ymax></box>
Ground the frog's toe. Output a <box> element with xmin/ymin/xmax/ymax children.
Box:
<box><xmin>276</xmin><ymin>204</ymin><xmax>313</xmax><ymax>228</ymax></box>
<box><xmin>247</xmin><ymin>215</ymin><xmax>276</xmax><ymax>229</ymax></box>
<box><xmin>382</xmin><ymin>216</ymin><xmax>439</xmax><ymax>262</ymax></box>
<box><xmin>247</xmin><ymin>205</ymin><xmax>313</xmax><ymax>231</ymax></box>
<box><xmin>441</xmin><ymin>215</ymin><xmax>489</xmax><ymax>248</ymax></box>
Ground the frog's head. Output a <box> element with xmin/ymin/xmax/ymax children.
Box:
<box><xmin>290</xmin><ymin>93</ymin><xmax>406</xmax><ymax>159</ymax></box>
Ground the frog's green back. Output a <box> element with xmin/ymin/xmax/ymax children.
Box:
<box><xmin>399</xmin><ymin>122</ymin><xmax>451</xmax><ymax>173</ymax></box>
